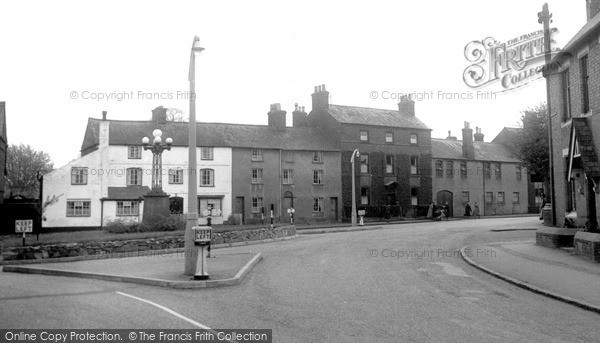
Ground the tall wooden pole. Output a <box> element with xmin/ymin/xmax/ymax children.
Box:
<box><xmin>539</xmin><ymin>3</ymin><xmax>556</xmax><ymax>226</ymax></box>
<box><xmin>185</xmin><ymin>36</ymin><xmax>203</xmax><ymax>275</ymax></box>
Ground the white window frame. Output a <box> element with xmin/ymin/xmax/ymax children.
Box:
<box><xmin>200</xmin><ymin>169</ymin><xmax>214</xmax><ymax>187</ymax></box>
<box><xmin>169</xmin><ymin>168</ymin><xmax>183</xmax><ymax>184</ymax></box>
<box><xmin>66</xmin><ymin>200</ymin><xmax>91</xmax><ymax>217</ymax></box>
<box><xmin>283</xmin><ymin>169</ymin><xmax>294</xmax><ymax>184</ymax></box>
<box><xmin>128</xmin><ymin>146</ymin><xmax>142</xmax><ymax>159</ymax></box>
<box><xmin>252</xmin><ymin>197</ymin><xmax>263</xmax><ymax>213</ymax></box>
<box><xmin>313</xmin><ymin>197</ymin><xmax>324</xmax><ymax>212</ymax></box>
<box><xmin>126</xmin><ymin>168</ymin><xmax>142</xmax><ymax>186</ymax></box>
<box><xmin>251</xmin><ymin>168</ymin><xmax>263</xmax><ymax>184</ymax></box>
<box><xmin>71</xmin><ymin>167</ymin><xmax>88</xmax><ymax>185</ymax></box>
<box><xmin>251</xmin><ymin>149</ymin><xmax>263</xmax><ymax>161</ymax></box>
<box><xmin>313</xmin><ymin>169</ymin><xmax>324</xmax><ymax>185</ymax></box>
<box><xmin>117</xmin><ymin>201</ymin><xmax>139</xmax><ymax>216</ymax></box>
<box><xmin>201</xmin><ymin>147</ymin><xmax>214</xmax><ymax>160</ymax></box>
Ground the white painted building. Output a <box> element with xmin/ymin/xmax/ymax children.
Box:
<box><xmin>42</xmin><ymin>107</ymin><xmax>233</xmax><ymax>229</ymax></box>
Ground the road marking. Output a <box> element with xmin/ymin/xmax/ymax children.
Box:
<box><xmin>431</xmin><ymin>262</ymin><xmax>470</xmax><ymax>277</ymax></box>
<box><xmin>116</xmin><ymin>291</ymin><xmax>212</xmax><ymax>329</ymax></box>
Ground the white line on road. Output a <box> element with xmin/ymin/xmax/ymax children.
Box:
<box><xmin>116</xmin><ymin>291</ymin><xmax>212</xmax><ymax>329</ymax></box>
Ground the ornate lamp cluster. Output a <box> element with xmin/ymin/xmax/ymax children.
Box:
<box><xmin>142</xmin><ymin>129</ymin><xmax>173</xmax><ymax>194</ymax></box>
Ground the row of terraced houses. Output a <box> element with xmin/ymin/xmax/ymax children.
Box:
<box><xmin>41</xmin><ymin>86</ymin><xmax>538</xmax><ymax>230</ymax></box>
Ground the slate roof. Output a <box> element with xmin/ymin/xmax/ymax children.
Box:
<box><xmin>81</xmin><ymin>119</ymin><xmax>341</xmax><ymax>153</ymax></box>
<box><xmin>105</xmin><ymin>186</ymin><xmax>151</xmax><ymax>200</ymax></box>
<box><xmin>431</xmin><ymin>138</ymin><xmax>521</xmax><ymax>163</ymax></box>
<box><xmin>326</xmin><ymin>104</ymin><xmax>431</xmax><ymax>130</ymax></box>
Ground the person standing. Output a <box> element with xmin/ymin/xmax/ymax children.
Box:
<box><xmin>473</xmin><ymin>202</ymin><xmax>480</xmax><ymax>219</ymax></box>
<box><xmin>443</xmin><ymin>202</ymin><xmax>450</xmax><ymax>219</ymax></box>
<box><xmin>539</xmin><ymin>193</ymin><xmax>547</xmax><ymax>220</ymax></box>
<box><xmin>427</xmin><ymin>201</ymin><xmax>434</xmax><ymax>219</ymax></box>
<box><xmin>464</xmin><ymin>202</ymin><xmax>472</xmax><ymax>217</ymax></box>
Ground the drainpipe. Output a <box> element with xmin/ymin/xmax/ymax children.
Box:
<box><xmin>100</xmin><ymin>198</ymin><xmax>104</xmax><ymax>229</ymax></box>
<box><xmin>279</xmin><ymin>149</ymin><xmax>282</xmax><ymax>221</ymax></box>
<box><xmin>482</xmin><ymin>162</ymin><xmax>486</xmax><ymax>216</ymax></box>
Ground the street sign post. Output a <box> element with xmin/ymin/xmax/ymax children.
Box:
<box><xmin>192</xmin><ymin>226</ymin><xmax>212</xmax><ymax>280</ymax></box>
<box><xmin>15</xmin><ymin>219</ymin><xmax>33</xmax><ymax>246</ymax></box>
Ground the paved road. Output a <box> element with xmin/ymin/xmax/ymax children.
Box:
<box><xmin>1</xmin><ymin>217</ymin><xmax>598</xmax><ymax>342</ymax></box>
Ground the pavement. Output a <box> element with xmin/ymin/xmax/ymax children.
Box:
<box><xmin>461</xmin><ymin>240</ymin><xmax>600</xmax><ymax>313</ymax></box>
<box><xmin>3</xmin><ymin>250</ymin><xmax>263</xmax><ymax>289</ymax></box>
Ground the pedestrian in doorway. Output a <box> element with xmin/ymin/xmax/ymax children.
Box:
<box><xmin>443</xmin><ymin>202</ymin><xmax>450</xmax><ymax>220</ymax></box>
<box><xmin>464</xmin><ymin>202</ymin><xmax>472</xmax><ymax>217</ymax></box>
<box><xmin>473</xmin><ymin>202</ymin><xmax>480</xmax><ymax>218</ymax></box>
<box><xmin>427</xmin><ymin>201</ymin><xmax>434</xmax><ymax>219</ymax></box>
<box><xmin>539</xmin><ymin>193</ymin><xmax>547</xmax><ymax>220</ymax></box>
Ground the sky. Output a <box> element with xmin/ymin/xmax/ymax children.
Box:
<box><xmin>0</xmin><ymin>0</ymin><xmax>587</xmax><ymax>167</ymax></box>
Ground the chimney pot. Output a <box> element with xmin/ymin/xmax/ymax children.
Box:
<box><xmin>102</xmin><ymin>111</ymin><xmax>107</xmax><ymax>120</ymax></box>
<box><xmin>311</xmin><ymin>85</ymin><xmax>330</xmax><ymax>111</ymax></box>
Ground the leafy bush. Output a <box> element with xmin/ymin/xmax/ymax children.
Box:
<box><xmin>104</xmin><ymin>215</ymin><xmax>185</xmax><ymax>234</ymax></box>
<box><xmin>103</xmin><ymin>218</ymin><xmax>141</xmax><ymax>234</ymax></box>
<box><xmin>139</xmin><ymin>214</ymin><xmax>186</xmax><ymax>232</ymax></box>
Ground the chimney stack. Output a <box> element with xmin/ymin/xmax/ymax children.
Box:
<box><xmin>446</xmin><ymin>130</ymin><xmax>457</xmax><ymax>141</ymax></box>
<box><xmin>268</xmin><ymin>103</ymin><xmax>287</xmax><ymax>131</ymax></box>
<box><xmin>462</xmin><ymin>121</ymin><xmax>474</xmax><ymax>159</ymax></box>
<box><xmin>152</xmin><ymin>106</ymin><xmax>167</xmax><ymax>124</ymax></box>
<box><xmin>587</xmin><ymin>0</ymin><xmax>600</xmax><ymax>20</ymax></box>
<box><xmin>474</xmin><ymin>126</ymin><xmax>485</xmax><ymax>142</ymax></box>
<box><xmin>102</xmin><ymin>111</ymin><xmax>107</xmax><ymax>120</ymax></box>
<box><xmin>398</xmin><ymin>95</ymin><xmax>415</xmax><ymax>116</ymax></box>
<box><xmin>292</xmin><ymin>102</ymin><xmax>308</xmax><ymax>127</ymax></box>
<box><xmin>311</xmin><ymin>84</ymin><xmax>329</xmax><ymax>111</ymax></box>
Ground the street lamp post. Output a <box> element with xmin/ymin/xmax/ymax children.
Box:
<box><xmin>141</xmin><ymin>130</ymin><xmax>172</xmax><ymax>224</ymax></box>
<box><xmin>351</xmin><ymin>149</ymin><xmax>360</xmax><ymax>226</ymax></box>
<box><xmin>185</xmin><ymin>36</ymin><xmax>204</xmax><ymax>275</ymax></box>
<box><xmin>142</xmin><ymin>130</ymin><xmax>173</xmax><ymax>194</ymax></box>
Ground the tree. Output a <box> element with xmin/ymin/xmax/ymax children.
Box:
<box><xmin>5</xmin><ymin>144</ymin><xmax>53</xmax><ymax>199</ymax></box>
<box><xmin>166</xmin><ymin>108</ymin><xmax>188</xmax><ymax>122</ymax></box>
<box><xmin>516</xmin><ymin>103</ymin><xmax>550</xmax><ymax>183</ymax></box>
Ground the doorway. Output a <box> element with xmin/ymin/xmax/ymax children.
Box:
<box><xmin>283</xmin><ymin>191</ymin><xmax>294</xmax><ymax>223</ymax></box>
<box><xmin>235</xmin><ymin>197</ymin><xmax>245</xmax><ymax>224</ymax></box>
<box><xmin>330</xmin><ymin>197</ymin><xmax>338</xmax><ymax>221</ymax></box>
<box><xmin>436</xmin><ymin>190</ymin><xmax>453</xmax><ymax>217</ymax></box>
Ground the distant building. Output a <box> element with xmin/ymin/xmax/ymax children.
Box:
<box><xmin>432</xmin><ymin>123</ymin><xmax>531</xmax><ymax>217</ymax></box>
<box><xmin>306</xmin><ymin>85</ymin><xmax>432</xmax><ymax>218</ymax></box>
<box><xmin>544</xmin><ymin>0</ymin><xmax>600</xmax><ymax>229</ymax></box>
<box><xmin>0</xmin><ymin>102</ymin><xmax>6</xmax><ymax>204</ymax></box>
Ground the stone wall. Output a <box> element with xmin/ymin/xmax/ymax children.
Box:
<box><xmin>1</xmin><ymin>225</ymin><xmax>296</xmax><ymax>262</ymax></box>
<box><xmin>573</xmin><ymin>231</ymin><xmax>600</xmax><ymax>263</ymax></box>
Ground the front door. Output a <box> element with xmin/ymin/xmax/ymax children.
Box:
<box><xmin>283</xmin><ymin>191</ymin><xmax>294</xmax><ymax>223</ymax></box>
<box><xmin>235</xmin><ymin>197</ymin><xmax>245</xmax><ymax>224</ymax></box>
<box><xmin>330</xmin><ymin>197</ymin><xmax>338</xmax><ymax>221</ymax></box>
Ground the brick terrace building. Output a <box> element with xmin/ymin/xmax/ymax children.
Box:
<box><xmin>432</xmin><ymin>123</ymin><xmax>531</xmax><ymax>217</ymax></box>
<box><xmin>306</xmin><ymin>85</ymin><xmax>432</xmax><ymax>218</ymax></box>
<box><xmin>545</xmin><ymin>0</ymin><xmax>600</xmax><ymax>230</ymax></box>
<box><xmin>231</xmin><ymin>103</ymin><xmax>341</xmax><ymax>224</ymax></box>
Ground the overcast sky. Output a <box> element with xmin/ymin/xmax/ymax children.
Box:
<box><xmin>0</xmin><ymin>0</ymin><xmax>586</xmax><ymax>167</ymax></box>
